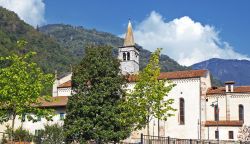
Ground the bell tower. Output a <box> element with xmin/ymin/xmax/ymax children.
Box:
<box><xmin>118</xmin><ymin>20</ymin><xmax>139</xmax><ymax>75</ymax></box>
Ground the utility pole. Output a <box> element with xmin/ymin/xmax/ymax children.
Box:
<box><xmin>158</xmin><ymin>118</ymin><xmax>160</xmax><ymax>137</ymax></box>
<box><xmin>210</xmin><ymin>97</ymin><xmax>219</xmax><ymax>143</ymax></box>
<box><xmin>216</xmin><ymin>96</ymin><xmax>219</xmax><ymax>144</ymax></box>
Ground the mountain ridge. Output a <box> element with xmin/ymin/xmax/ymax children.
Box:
<box><xmin>0</xmin><ymin>7</ymin><xmax>227</xmax><ymax>86</ymax></box>
<box><xmin>39</xmin><ymin>24</ymin><xmax>190</xmax><ymax>72</ymax></box>
<box><xmin>192</xmin><ymin>58</ymin><xmax>250</xmax><ymax>86</ymax></box>
<box><xmin>0</xmin><ymin>6</ymin><xmax>74</xmax><ymax>75</ymax></box>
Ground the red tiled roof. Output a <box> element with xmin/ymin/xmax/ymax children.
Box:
<box><xmin>58</xmin><ymin>81</ymin><xmax>72</xmax><ymax>88</ymax></box>
<box><xmin>37</xmin><ymin>96</ymin><xmax>68</xmax><ymax>107</ymax></box>
<box><xmin>128</xmin><ymin>70</ymin><xmax>208</xmax><ymax>82</ymax></box>
<box><xmin>207</xmin><ymin>86</ymin><xmax>250</xmax><ymax>95</ymax></box>
<box><xmin>204</xmin><ymin>120</ymin><xmax>243</xmax><ymax>127</ymax></box>
<box><xmin>207</xmin><ymin>87</ymin><xmax>225</xmax><ymax>95</ymax></box>
<box><xmin>56</xmin><ymin>70</ymin><xmax>208</xmax><ymax>86</ymax></box>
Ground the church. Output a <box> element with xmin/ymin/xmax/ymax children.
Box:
<box><xmin>1</xmin><ymin>21</ymin><xmax>250</xmax><ymax>142</ymax></box>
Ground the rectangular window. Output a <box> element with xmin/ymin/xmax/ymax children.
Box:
<box><xmin>8</xmin><ymin>113</ymin><xmax>13</xmax><ymax>120</ymax></box>
<box><xmin>215</xmin><ymin>130</ymin><xmax>219</xmax><ymax>139</ymax></box>
<box><xmin>229</xmin><ymin>131</ymin><xmax>234</xmax><ymax>139</ymax></box>
<box><xmin>214</xmin><ymin>105</ymin><xmax>219</xmax><ymax>121</ymax></box>
<box><xmin>239</xmin><ymin>105</ymin><xmax>244</xmax><ymax>122</ymax></box>
<box><xmin>35</xmin><ymin>130</ymin><xmax>42</xmax><ymax>136</ymax></box>
<box><xmin>37</xmin><ymin>116</ymin><xmax>41</xmax><ymax>121</ymax></box>
<box><xmin>179</xmin><ymin>98</ymin><xmax>185</xmax><ymax>125</ymax></box>
<box><xmin>60</xmin><ymin>113</ymin><xmax>65</xmax><ymax>120</ymax></box>
<box><xmin>21</xmin><ymin>114</ymin><xmax>25</xmax><ymax>122</ymax></box>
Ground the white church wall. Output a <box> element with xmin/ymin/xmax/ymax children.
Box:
<box><xmin>200</xmin><ymin>72</ymin><xmax>212</xmax><ymax>95</ymax></box>
<box><xmin>204</xmin><ymin>126</ymin><xmax>239</xmax><ymax>140</ymax></box>
<box><xmin>206</xmin><ymin>95</ymin><xmax>227</xmax><ymax>121</ymax></box>
<box><xmin>162</xmin><ymin>78</ymin><xmax>201</xmax><ymax>139</ymax></box>
<box><xmin>204</xmin><ymin>93</ymin><xmax>250</xmax><ymax>140</ymax></box>
<box><xmin>205</xmin><ymin>93</ymin><xmax>250</xmax><ymax>123</ymax></box>
<box><xmin>229</xmin><ymin>95</ymin><xmax>250</xmax><ymax>124</ymax></box>
<box><xmin>200</xmin><ymin>72</ymin><xmax>212</xmax><ymax>139</ymax></box>
<box><xmin>123</xmin><ymin>78</ymin><xmax>201</xmax><ymax>140</ymax></box>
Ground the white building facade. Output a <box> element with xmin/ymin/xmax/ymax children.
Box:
<box><xmin>204</xmin><ymin>82</ymin><xmax>250</xmax><ymax>141</ymax></box>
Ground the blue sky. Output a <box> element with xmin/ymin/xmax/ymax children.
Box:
<box><xmin>44</xmin><ymin>0</ymin><xmax>249</xmax><ymax>53</ymax></box>
<box><xmin>0</xmin><ymin>0</ymin><xmax>249</xmax><ymax>65</ymax></box>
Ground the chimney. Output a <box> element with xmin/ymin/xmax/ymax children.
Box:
<box><xmin>225</xmin><ymin>81</ymin><xmax>235</xmax><ymax>92</ymax></box>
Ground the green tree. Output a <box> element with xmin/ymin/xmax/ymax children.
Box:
<box><xmin>64</xmin><ymin>45</ymin><xmax>132</xmax><ymax>143</ymax></box>
<box><xmin>127</xmin><ymin>48</ymin><xmax>176</xmax><ymax>134</ymax></box>
<box><xmin>0</xmin><ymin>41</ymin><xmax>54</xmax><ymax>142</ymax></box>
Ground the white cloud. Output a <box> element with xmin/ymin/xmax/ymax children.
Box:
<box><xmin>0</xmin><ymin>0</ymin><xmax>45</xmax><ymax>27</ymax></box>
<box><xmin>129</xmin><ymin>11</ymin><xmax>250</xmax><ymax>66</ymax></box>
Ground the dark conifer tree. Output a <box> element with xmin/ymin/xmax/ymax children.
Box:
<box><xmin>64</xmin><ymin>45</ymin><xmax>132</xmax><ymax>143</ymax></box>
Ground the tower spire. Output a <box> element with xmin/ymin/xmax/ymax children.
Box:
<box><xmin>118</xmin><ymin>19</ymin><xmax>139</xmax><ymax>75</ymax></box>
<box><xmin>123</xmin><ymin>20</ymin><xmax>135</xmax><ymax>47</ymax></box>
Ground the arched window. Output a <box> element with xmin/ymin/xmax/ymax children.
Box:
<box><xmin>123</xmin><ymin>52</ymin><xmax>126</xmax><ymax>61</ymax></box>
<box><xmin>127</xmin><ymin>52</ymin><xmax>130</xmax><ymax>60</ymax></box>
<box><xmin>179</xmin><ymin>98</ymin><xmax>185</xmax><ymax>124</ymax></box>
<box><xmin>214</xmin><ymin>105</ymin><xmax>219</xmax><ymax>121</ymax></box>
<box><xmin>239</xmin><ymin>104</ymin><xmax>244</xmax><ymax>122</ymax></box>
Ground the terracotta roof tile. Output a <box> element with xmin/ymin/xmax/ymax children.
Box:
<box><xmin>37</xmin><ymin>96</ymin><xmax>68</xmax><ymax>107</ymax></box>
<box><xmin>58</xmin><ymin>81</ymin><xmax>72</xmax><ymax>88</ymax></box>
<box><xmin>235</xmin><ymin>86</ymin><xmax>250</xmax><ymax>93</ymax></box>
<box><xmin>56</xmin><ymin>70</ymin><xmax>208</xmax><ymax>87</ymax></box>
<box><xmin>128</xmin><ymin>69</ymin><xmax>208</xmax><ymax>82</ymax></box>
<box><xmin>204</xmin><ymin>120</ymin><xmax>243</xmax><ymax>127</ymax></box>
<box><xmin>207</xmin><ymin>87</ymin><xmax>225</xmax><ymax>95</ymax></box>
<box><xmin>207</xmin><ymin>86</ymin><xmax>250</xmax><ymax>95</ymax></box>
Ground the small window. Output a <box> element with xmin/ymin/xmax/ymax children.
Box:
<box><xmin>179</xmin><ymin>98</ymin><xmax>185</xmax><ymax>125</ymax></box>
<box><xmin>37</xmin><ymin>116</ymin><xmax>41</xmax><ymax>121</ymax></box>
<box><xmin>229</xmin><ymin>131</ymin><xmax>234</xmax><ymax>139</ymax></box>
<box><xmin>21</xmin><ymin>114</ymin><xmax>25</xmax><ymax>122</ymax></box>
<box><xmin>239</xmin><ymin>105</ymin><xmax>244</xmax><ymax>122</ymax></box>
<box><xmin>60</xmin><ymin>113</ymin><xmax>65</xmax><ymax>120</ymax></box>
<box><xmin>215</xmin><ymin>130</ymin><xmax>219</xmax><ymax>139</ymax></box>
<box><xmin>127</xmin><ymin>52</ymin><xmax>130</xmax><ymax>60</ymax></box>
<box><xmin>8</xmin><ymin>113</ymin><xmax>13</xmax><ymax>120</ymax></box>
<box><xmin>123</xmin><ymin>52</ymin><xmax>126</xmax><ymax>61</ymax></box>
<box><xmin>35</xmin><ymin>130</ymin><xmax>42</xmax><ymax>136</ymax></box>
<box><xmin>214</xmin><ymin>105</ymin><xmax>219</xmax><ymax>121</ymax></box>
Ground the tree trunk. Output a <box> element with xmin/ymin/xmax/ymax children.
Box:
<box><xmin>11</xmin><ymin>112</ymin><xmax>16</xmax><ymax>144</ymax></box>
<box><xmin>147</xmin><ymin>115</ymin><xmax>150</xmax><ymax>135</ymax></box>
<box><xmin>147</xmin><ymin>123</ymin><xmax>150</xmax><ymax>136</ymax></box>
